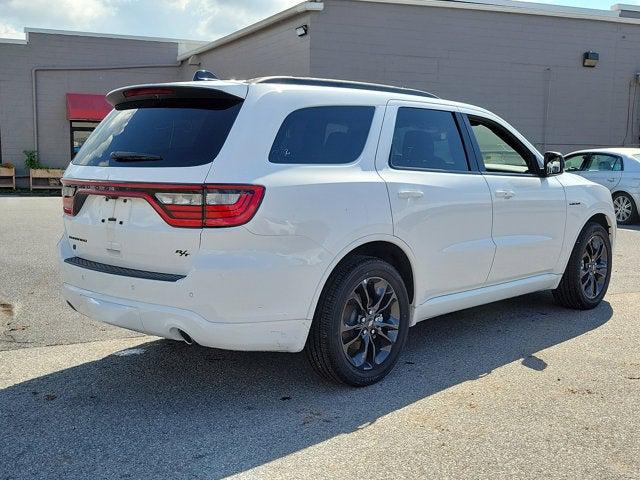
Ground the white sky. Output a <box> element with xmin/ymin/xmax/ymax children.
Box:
<box><xmin>0</xmin><ymin>0</ymin><xmax>638</xmax><ymax>42</ymax></box>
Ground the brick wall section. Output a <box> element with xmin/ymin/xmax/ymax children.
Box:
<box><xmin>0</xmin><ymin>32</ymin><xmax>180</xmax><ymax>174</ymax></box>
<box><xmin>310</xmin><ymin>0</ymin><xmax>640</xmax><ymax>153</ymax></box>
<box><xmin>180</xmin><ymin>14</ymin><xmax>313</xmax><ymax>81</ymax></box>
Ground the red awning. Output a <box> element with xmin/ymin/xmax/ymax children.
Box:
<box><xmin>66</xmin><ymin>93</ymin><xmax>112</xmax><ymax>121</ymax></box>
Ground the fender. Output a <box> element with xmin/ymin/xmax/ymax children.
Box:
<box><xmin>554</xmin><ymin>203</ymin><xmax>616</xmax><ymax>284</ymax></box>
<box><xmin>304</xmin><ymin>233</ymin><xmax>418</xmax><ymax>322</ymax></box>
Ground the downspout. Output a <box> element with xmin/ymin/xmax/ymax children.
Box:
<box><xmin>542</xmin><ymin>67</ymin><xmax>552</xmax><ymax>152</ymax></box>
<box><xmin>31</xmin><ymin>63</ymin><xmax>180</xmax><ymax>154</ymax></box>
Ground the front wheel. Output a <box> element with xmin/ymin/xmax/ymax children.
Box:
<box><xmin>305</xmin><ymin>256</ymin><xmax>410</xmax><ymax>386</ymax></box>
<box><xmin>553</xmin><ymin>222</ymin><xmax>612</xmax><ymax>310</ymax></box>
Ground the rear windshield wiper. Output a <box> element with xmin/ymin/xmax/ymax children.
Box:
<box><xmin>110</xmin><ymin>151</ymin><xmax>163</xmax><ymax>162</ymax></box>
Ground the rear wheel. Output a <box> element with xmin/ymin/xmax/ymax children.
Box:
<box><xmin>553</xmin><ymin>222</ymin><xmax>611</xmax><ymax>310</ymax></box>
<box><xmin>613</xmin><ymin>192</ymin><xmax>637</xmax><ymax>225</ymax></box>
<box><xmin>305</xmin><ymin>256</ymin><xmax>410</xmax><ymax>386</ymax></box>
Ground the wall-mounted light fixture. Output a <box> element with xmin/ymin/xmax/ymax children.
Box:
<box><xmin>295</xmin><ymin>25</ymin><xmax>308</xmax><ymax>37</ymax></box>
<box><xmin>583</xmin><ymin>51</ymin><xmax>599</xmax><ymax>68</ymax></box>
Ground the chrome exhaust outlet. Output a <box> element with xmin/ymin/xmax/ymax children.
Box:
<box><xmin>177</xmin><ymin>329</ymin><xmax>194</xmax><ymax>345</ymax></box>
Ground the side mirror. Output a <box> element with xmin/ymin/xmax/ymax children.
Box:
<box><xmin>543</xmin><ymin>151</ymin><xmax>564</xmax><ymax>176</ymax></box>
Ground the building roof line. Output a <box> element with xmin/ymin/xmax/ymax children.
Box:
<box><xmin>611</xmin><ymin>3</ymin><xmax>640</xmax><ymax>13</ymax></box>
<box><xmin>176</xmin><ymin>0</ymin><xmax>640</xmax><ymax>62</ymax></box>
<box><xmin>24</xmin><ymin>27</ymin><xmax>204</xmax><ymax>45</ymax></box>
<box><xmin>351</xmin><ymin>0</ymin><xmax>640</xmax><ymax>25</ymax></box>
<box><xmin>176</xmin><ymin>1</ymin><xmax>324</xmax><ymax>61</ymax></box>
<box><xmin>0</xmin><ymin>37</ymin><xmax>27</xmax><ymax>45</ymax></box>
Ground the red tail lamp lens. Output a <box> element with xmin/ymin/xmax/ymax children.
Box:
<box><xmin>154</xmin><ymin>191</ymin><xmax>204</xmax><ymax>227</ymax></box>
<box><xmin>205</xmin><ymin>185</ymin><xmax>265</xmax><ymax>227</ymax></box>
<box><xmin>61</xmin><ymin>181</ymin><xmax>264</xmax><ymax>228</ymax></box>
<box><xmin>62</xmin><ymin>185</ymin><xmax>75</xmax><ymax>215</ymax></box>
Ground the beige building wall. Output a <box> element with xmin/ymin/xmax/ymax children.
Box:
<box><xmin>309</xmin><ymin>0</ymin><xmax>640</xmax><ymax>153</ymax></box>
<box><xmin>180</xmin><ymin>14</ymin><xmax>313</xmax><ymax>81</ymax></box>
<box><xmin>0</xmin><ymin>31</ymin><xmax>181</xmax><ymax>175</ymax></box>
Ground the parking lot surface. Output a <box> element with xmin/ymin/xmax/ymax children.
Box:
<box><xmin>1</xmin><ymin>197</ymin><xmax>639</xmax><ymax>479</ymax></box>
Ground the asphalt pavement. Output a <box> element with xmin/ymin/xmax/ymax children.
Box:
<box><xmin>1</xmin><ymin>197</ymin><xmax>639</xmax><ymax>479</ymax></box>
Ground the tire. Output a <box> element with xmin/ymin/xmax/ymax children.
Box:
<box><xmin>612</xmin><ymin>192</ymin><xmax>638</xmax><ymax>225</ymax></box>
<box><xmin>552</xmin><ymin>222</ymin><xmax>612</xmax><ymax>310</ymax></box>
<box><xmin>305</xmin><ymin>255</ymin><xmax>410</xmax><ymax>387</ymax></box>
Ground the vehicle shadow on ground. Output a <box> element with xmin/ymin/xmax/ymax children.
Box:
<box><xmin>0</xmin><ymin>291</ymin><xmax>612</xmax><ymax>479</ymax></box>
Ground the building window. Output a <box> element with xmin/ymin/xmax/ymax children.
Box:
<box><xmin>70</xmin><ymin>121</ymin><xmax>99</xmax><ymax>159</ymax></box>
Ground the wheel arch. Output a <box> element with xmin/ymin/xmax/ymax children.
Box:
<box><xmin>612</xmin><ymin>188</ymin><xmax>636</xmax><ymax>199</ymax></box>
<box><xmin>588</xmin><ymin>212</ymin><xmax>613</xmax><ymax>236</ymax></box>
<box><xmin>554</xmin><ymin>205</ymin><xmax>616</xmax><ymax>283</ymax></box>
<box><xmin>306</xmin><ymin>235</ymin><xmax>417</xmax><ymax>321</ymax></box>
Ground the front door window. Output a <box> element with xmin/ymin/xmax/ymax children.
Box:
<box><xmin>468</xmin><ymin>116</ymin><xmax>537</xmax><ymax>174</ymax></box>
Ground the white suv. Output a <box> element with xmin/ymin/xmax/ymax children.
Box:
<box><xmin>60</xmin><ymin>76</ymin><xmax>616</xmax><ymax>386</ymax></box>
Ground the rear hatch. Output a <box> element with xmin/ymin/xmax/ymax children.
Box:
<box><xmin>62</xmin><ymin>81</ymin><xmax>259</xmax><ymax>276</ymax></box>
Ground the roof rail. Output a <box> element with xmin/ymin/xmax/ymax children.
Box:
<box><xmin>251</xmin><ymin>76</ymin><xmax>439</xmax><ymax>99</ymax></box>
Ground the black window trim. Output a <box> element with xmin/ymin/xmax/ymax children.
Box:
<box><xmin>463</xmin><ymin>113</ymin><xmax>543</xmax><ymax>177</ymax></box>
<box><xmin>387</xmin><ymin>107</ymin><xmax>480</xmax><ymax>175</ymax></box>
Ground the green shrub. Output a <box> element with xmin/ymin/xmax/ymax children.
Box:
<box><xmin>23</xmin><ymin>150</ymin><xmax>42</xmax><ymax>170</ymax></box>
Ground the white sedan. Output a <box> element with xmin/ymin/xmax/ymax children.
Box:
<box><xmin>565</xmin><ymin>148</ymin><xmax>640</xmax><ymax>224</ymax></box>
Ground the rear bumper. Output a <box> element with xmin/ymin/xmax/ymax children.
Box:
<box><xmin>57</xmin><ymin>230</ymin><xmax>327</xmax><ymax>352</ymax></box>
<box><xmin>63</xmin><ymin>283</ymin><xmax>310</xmax><ymax>352</ymax></box>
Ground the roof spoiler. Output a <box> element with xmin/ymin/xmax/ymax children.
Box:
<box><xmin>106</xmin><ymin>82</ymin><xmax>248</xmax><ymax>108</ymax></box>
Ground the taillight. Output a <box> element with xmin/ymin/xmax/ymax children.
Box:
<box><xmin>61</xmin><ymin>181</ymin><xmax>264</xmax><ymax>228</ymax></box>
<box><xmin>153</xmin><ymin>190</ymin><xmax>204</xmax><ymax>227</ymax></box>
<box><xmin>205</xmin><ymin>185</ymin><xmax>264</xmax><ymax>227</ymax></box>
<box><xmin>62</xmin><ymin>185</ymin><xmax>76</xmax><ymax>215</ymax></box>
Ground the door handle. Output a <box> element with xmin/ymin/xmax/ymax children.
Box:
<box><xmin>495</xmin><ymin>190</ymin><xmax>515</xmax><ymax>199</ymax></box>
<box><xmin>607</xmin><ymin>178</ymin><xmax>616</xmax><ymax>182</ymax></box>
<box><xmin>398</xmin><ymin>190</ymin><xmax>424</xmax><ymax>199</ymax></box>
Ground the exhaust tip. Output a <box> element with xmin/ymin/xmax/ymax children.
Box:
<box><xmin>177</xmin><ymin>329</ymin><xmax>194</xmax><ymax>345</ymax></box>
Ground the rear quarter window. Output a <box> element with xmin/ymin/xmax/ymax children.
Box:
<box><xmin>269</xmin><ymin>106</ymin><xmax>375</xmax><ymax>164</ymax></box>
<box><xmin>72</xmin><ymin>99</ymin><xmax>242</xmax><ymax>168</ymax></box>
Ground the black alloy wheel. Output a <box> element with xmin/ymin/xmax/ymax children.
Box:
<box><xmin>306</xmin><ymin>256</ymin><xmax>410</xmax><ymax>386</ymax></box>
<box><xmin>553</xmin><ymin>222</ymin><xmax>612</xmax><ymax>310</ymax></box>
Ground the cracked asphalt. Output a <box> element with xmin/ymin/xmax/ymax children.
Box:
<box><xmin>1</xmin><ymin>197</ymin><xmax>639</xmax><ymax>479</ymax></box>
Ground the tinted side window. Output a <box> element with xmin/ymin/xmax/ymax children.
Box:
<box><xmin>389</xmin><ymin>108</ymin><xmax>468</xmax><ymax>171</ymax></box>
<box><xmin>469</xmin><ymin>116</ymin><xmax>536</xmax><ymax>174</ymax></box>
<box><xmin>269</xmin><ymin>106</ymin><xmax>375</xmax><ymax>164</ymax></box>
<box><xmin>587</xmin><ymin>154</ymin><xmax>621</xmax><ymax>172</ymax></box>
<box><xmin>564</xmin><ymin>154</ymin><xmax>589</xmax><ymax>172</ymax></box>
